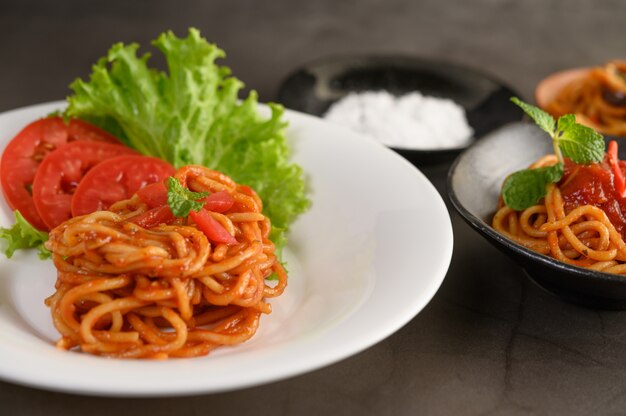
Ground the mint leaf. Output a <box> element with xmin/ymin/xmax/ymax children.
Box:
<box><xmin>504</xmin><ymin>98</ymin><xmax>606</xmax><ymax>211</ymax></box>
<box><xmin>511</xmin><ymin>97</ymin><xmax>556</xmax><ymax>136</ymax></box>
<box><xmin>510</xmin><ymin>98</ymin><xmax>605</xmax><ymax>166</ymax></box>
<box><xmin>556</xmin><ymin>114</ymin><xmax>576</xmax><ymax>131</ymax></box>
<box><xmin>0</xmin><ymin>211</ymin><xmax>51</xmax><ymax>259</ymax></box>
<box><xmin>166</xmin><ymin>177</ymin><xmax>208</xmax><ymax>217</ymax></box>
<box><xmin>556</xmin><ymin>117</ymin><xmax>605</xmax><ymax>164</ymax></box>
<box><xmin>502</xmin><ymin>163</ymin><xmax>564</xmax><ymax>210</ymax></box>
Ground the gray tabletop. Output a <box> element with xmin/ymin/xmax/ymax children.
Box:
<box><xmin>2</xmin><ymin>0</ymin><xmax>626</xmax><ymax>415</ymax></box>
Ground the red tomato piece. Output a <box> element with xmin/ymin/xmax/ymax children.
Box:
<box><xmin>32</xmin><ymin>141</ymin><xmax>137</xmax><ymax>229</ymax></box>
<box><xmin>0</xmin><ymin>116</ymin><xmax>120</xmax><ymax>230</ymax></box>
<box><xmin>128</xmin><ymin>205</ymin><xmax>176</xmax><ymax>228</ymax></box>
<box><xmin>136</xmin><ymin>181</ymin><xmax>169</xmax><ymax>208</ymax></box>
<box><xmin>189</xmin><ymin>209</ymin><xmax>237</xmax><ymax>245</ymax></box>
<box><xmin>609</xmin><ymin>140</ymin><xmax>626</xmax><ymax>197</ymax></box>
<box><xmin>560</xmin><ymin>157</ymin><xmax>626</xmax><ymax>239</ymax></box>
<box><xmin>202</xmin><ymin>191</ymin><xmax>234</xmax><ymax>213</ymax></box>
<box><xmin>72</xmin><ymin>155</ymin><xmax>175</xmax><ymax>217</ymax></box>
<box><xmin>66</xmin><ymin>119</ymin><xmax>121</xmax><ymax>144</ymax></box>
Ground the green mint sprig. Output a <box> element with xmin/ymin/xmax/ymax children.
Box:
<box><xmin>166</xmin><ymin>177</ymin><xmax>208</xmax><ymax>217</ymax></box>
<box><xmin>502</xmin><ymin>164</ymin><xmax>564</xmax><ymax>210</ymax></box>
<box><xmin>0</xmin><ymin>211</ymin><xmax>51</xmax><ymax>259</ymax></box>
<box><xmin>502</xmin><ymin>98</ymin><xmax>605</xmax><ymax>210</ymax></box>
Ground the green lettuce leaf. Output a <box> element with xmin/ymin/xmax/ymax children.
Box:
<box><xmin>0</xmin><ymin>211</ymin><xmax>51</xmax><ymax>259</ymax></box>
<box><xmin>65</xmin><ymin>28</ymin><xmax>309</xmax><ymax>248</ymax></box>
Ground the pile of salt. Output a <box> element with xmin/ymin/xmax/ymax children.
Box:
<box><xmin>323</xmin><ymin>91</ymin><xmax>473</xmax><ymax>150</ymax></box>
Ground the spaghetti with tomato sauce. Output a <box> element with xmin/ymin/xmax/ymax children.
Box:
<box><xmin>560</xmin><ymin>157</ymin><xmax>626</xmax><ymax>239</ymax></box>
<box><xmin>544</xmin><ymin>60</ymin><xmax>626</xmax><ymax>136</ymax></box>
<box><xmin>493</xmin><ymin>142</ymin><xmax>626</xmax><ymax>274</ymax></box>
<box><xmin>44</xmin><ymin>165</ymin><xmax>287</xmax><ymax>359</ymax></box>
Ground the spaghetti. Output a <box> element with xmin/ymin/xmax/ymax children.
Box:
<box><xmin>493</xmin><ymin>155</ymin><xmax>626</xmax><ymax>275</ymax></box>
<box><xmin>545</xmin><ymin>60</ymin><xmax>626</xmax><ymax>136</ymax></box>
<box><xmin>44</xmin><ymin>165</ymin><xmax>287</xmax><ymax>359</ymax></box>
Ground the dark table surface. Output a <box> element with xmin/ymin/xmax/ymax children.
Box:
<box><xmin>3</xmin><ymin>1</ymin><xmax>626</xmax><ymax>415</ymax></box>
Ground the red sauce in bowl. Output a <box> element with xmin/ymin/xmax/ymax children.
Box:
<box><xmin>560</xmin><ymin>158</ymin><xmax>626</xmax><ymax>238</ymax></box>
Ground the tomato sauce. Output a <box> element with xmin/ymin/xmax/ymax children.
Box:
<box><xmin>559</xmin><ymin>157</ymin><xmax>626</xmax><ymax>238</ymax></box>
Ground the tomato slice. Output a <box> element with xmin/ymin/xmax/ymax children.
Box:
<box><xmin>32</xmin><ymin>141</ymin><xmax>137</xmax><ymax>229</ymax></box>
<box><xmin>0</xmin><ymin>116</ymin><xmax>121</xmax><ymax>230</ymax></box>
<box><xmin>609</xmin><ymin>140</ymin><xmax>626</xmax><ymax>197</ymax></box>
<box><xmin>136</xmin><ymin>181</ymin><xmax>169</xmax><ymax>208</ymax></box>
<box><xmin>202</xmin><ymin>191</ymin><xmax>234</xmax><ymax>213</ymax></box>
<box><xmin>189</xmin><ymin>209</ymin><xmax>237</xmax><ymax>245</ymax></box>
<box><xmin>72</xmin><ymin>155</ymin><xmax>175</xmax><ymax>217</ymax></box>
<box><xmin>128</xmin><ymin>205</ymin><xmax>176</xmax><ymax>228</ymax></box>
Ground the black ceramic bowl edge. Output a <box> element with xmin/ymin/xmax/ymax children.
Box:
<box><xmin>276</xmin><ymin>54</ymin><xmax>523</xmax><ymax>166</ymax></box>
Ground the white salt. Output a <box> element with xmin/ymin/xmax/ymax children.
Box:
<box><xmin>323</xmin><ymin>91</ymin><xmax>473</xmax><ymax>150</ymax></box>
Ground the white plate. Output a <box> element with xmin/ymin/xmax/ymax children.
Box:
<box><xmin>0</xmin><ymin>101</ymin><xmax>453</xmax><ymax>397</ymax></box>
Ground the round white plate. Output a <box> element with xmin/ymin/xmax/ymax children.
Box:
<box><xmin>0</xmin><ymin>101</ymin><xmax>453</xmax><ymax>397</ymax></box>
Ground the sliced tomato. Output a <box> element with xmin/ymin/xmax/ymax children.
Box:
<box><xmin>0</xmin><ymin>116</ymin><xmax>121</xmax><ymax>230</ymax></box>
<box><xmin>189</xmin><ymin>209</ymin><xmax>237</xmax><ymax>245</ymax></box>
<box><xmin>136</xmin><ymin>181</ymin><xmax>169</xmax><ymax>208</ymax></box>
<box><xmin>128</xmin><ymin>205</ymin><xmax>176</xmax><ymax>228</ymax></box>
<box><xmin>66</xmin><ymin>119</ymin><xmax>121</xmax><ymax>144</ymax></box>
<box><xmin>71</xmin><ymin>155</ymin><xmax>175</xmax><ymax>217</ymax></box>
<box><xmin>32</xmin><ymin>141</ymin><xmax>137</xmax><ymax>229</ymax></box>
<box><xmin>609</xmin><ymin>140</ymin><xmax>626</xmax><ymax>197</ymax></box>
<box><xmin>202</xmin><ymin>191</ymin><xmax>235</xmax><ymax>213</ymax></box>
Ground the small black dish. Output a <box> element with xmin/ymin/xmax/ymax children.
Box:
<box><xmin>277</xmin><ymin>55</ymin><xmax>522</xmax><ymax>165</ymax></box>
<box><xmin>447</xmin><ymin>122</ymin><xmax>626</xmax><ymax>309</ymax></box>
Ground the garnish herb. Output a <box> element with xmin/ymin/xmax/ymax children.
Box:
<box><xmin>166</xmin><ymin>177</ymin><xmax>208</xmax><ymax>218</ymax></box>
<box><xmin>502</xmin><ymin>164</ymin><xmax>564</xmax><ymax>210</ymax></box>
<box><xmin>0</xmin><ymin>211</ymin><xmax>50</xmax><ymax>259</ymax></box>
<box><xmin>502</xmin><ymin>98</ymin><xmax>605</xmax><ymax>210</ymax></box>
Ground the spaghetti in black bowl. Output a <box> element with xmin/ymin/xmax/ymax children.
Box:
<box><xmin>448</xmin><ymin>121</ymin><xmax>626</xmax><ymax>309</ymax></box>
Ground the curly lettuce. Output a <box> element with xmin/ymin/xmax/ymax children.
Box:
<box><xmin>0</xmin><ymin>211</ymin><xmax>50</xmax><ymax>259</ymax></box>
<box><xmin>65</xmin><ymin>28</ymin><xmax>309</xmax><ymax>249</ymax></box>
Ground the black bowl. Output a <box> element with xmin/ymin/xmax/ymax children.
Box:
<box><xmin>447</xmin><ymin>122</ymin><xmax>626</xmax><ymax>309</ymax></box>
<box><xmin>277</xmin><ymin>55</ymin><xmax>522</xmax><ymax>165</ymax></box>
